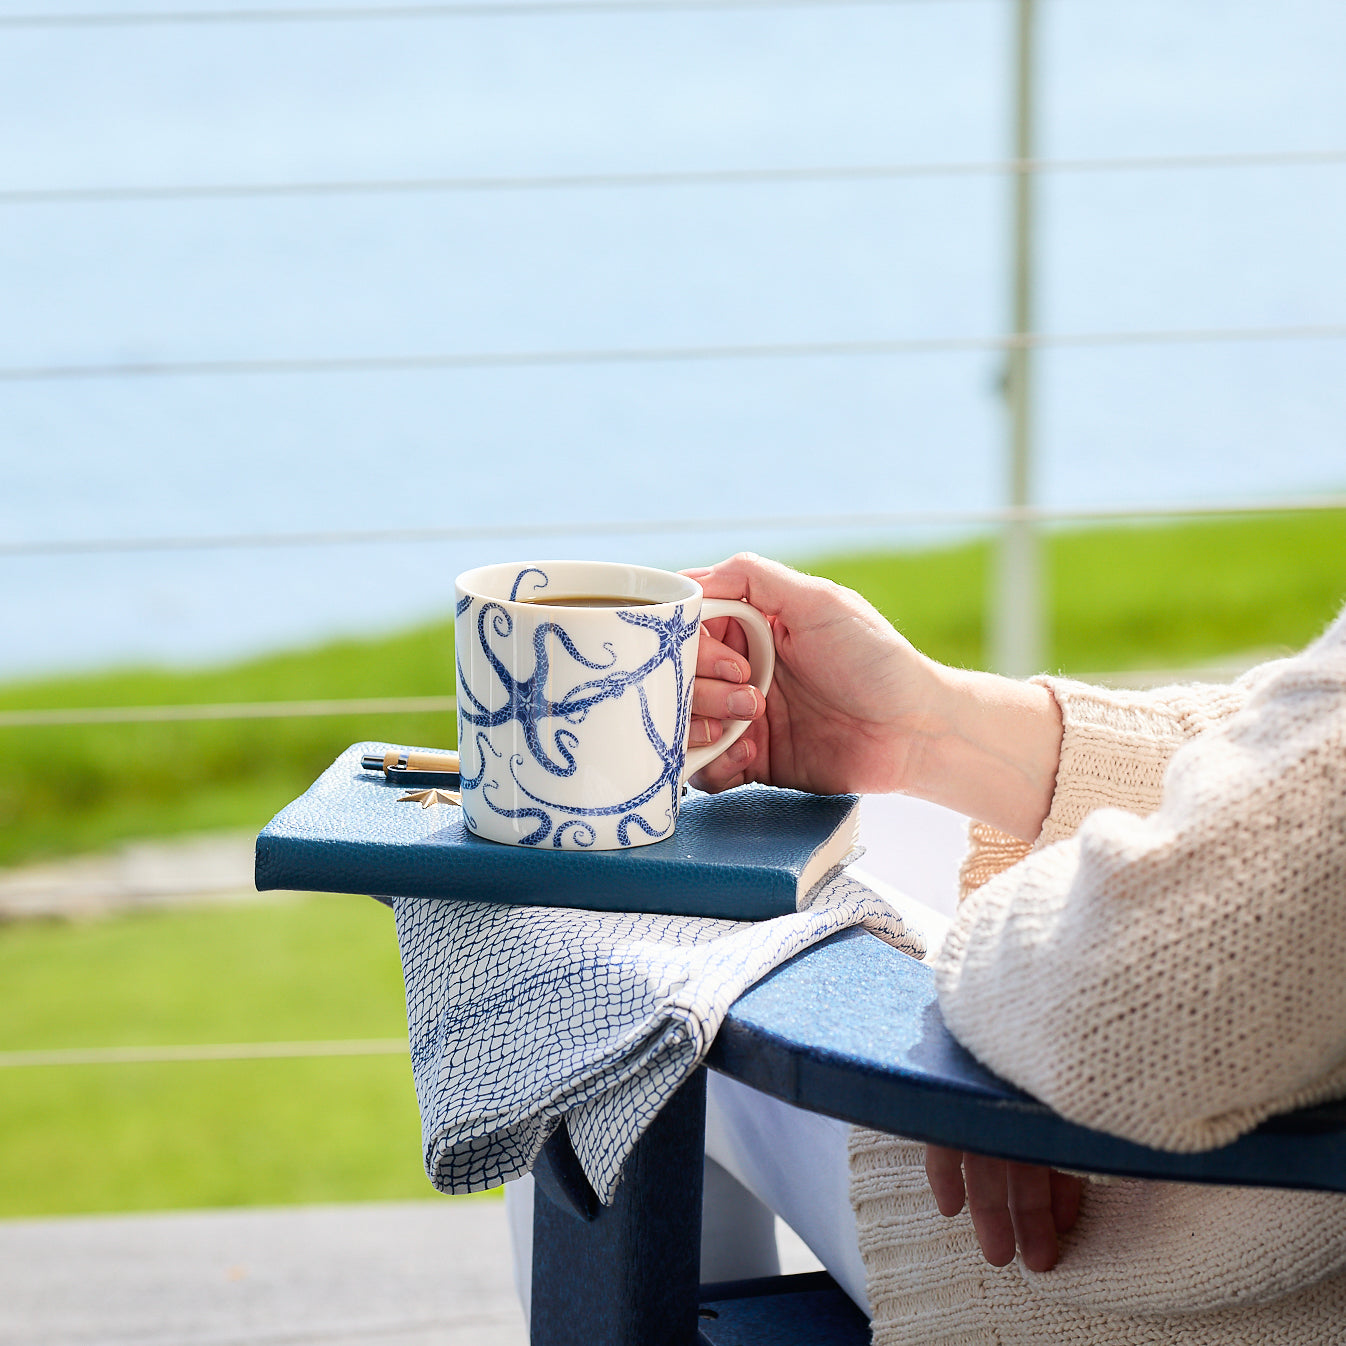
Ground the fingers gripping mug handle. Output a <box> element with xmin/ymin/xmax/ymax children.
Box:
<box><xmin>681</xmin><ymin>599</ymin><xmax>776</xmax><ymax>785</ymax></box>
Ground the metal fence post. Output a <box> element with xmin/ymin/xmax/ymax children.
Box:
<box><xmin>993</xmin><ymin>0</ymin><xmax>1045</xmax><ymax>678</ymax></box>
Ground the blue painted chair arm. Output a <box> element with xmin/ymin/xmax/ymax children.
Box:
<box><xmin>706</xmin><ymin>927</ymin><xmax>1346</xmax><ymax>1192</ymax></box>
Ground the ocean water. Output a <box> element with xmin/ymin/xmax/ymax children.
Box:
<box><xmin>1</xmin><ymin>0</ymin><xmax>1343</xmax><ymax>680</ymax></box>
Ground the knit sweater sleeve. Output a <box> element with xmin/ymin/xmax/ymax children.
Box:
<box><xmin>1028</xmin><ymin>674</ymin><xmax>1253</xmax><ymax>849</ymax></box>
<box><xmin>933</xmin><ymin>619</ymin><xmax>1346</xmax><ymax>1152</ymax></box>
<box><xmin>955</xmin><ymin>674</ymin><xmax>1254</xmax><ymax>902</ymax></box>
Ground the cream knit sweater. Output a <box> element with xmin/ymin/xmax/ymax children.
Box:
<box><xmin>850</xmin><ymin>605</ymin><xmax>1346</xmax><ymax>1343</ymax></box>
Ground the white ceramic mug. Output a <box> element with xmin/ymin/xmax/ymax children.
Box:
<box><xmin>453</xmin><ymin>560</ymin><xmax>775</xmax><ymax>850</ymax></box>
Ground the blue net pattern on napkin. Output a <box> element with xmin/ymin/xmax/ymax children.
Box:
<box><xmin>392</xmin><ymin>871</ymin><xmax>925</xmax><ymax>1204</ymax></box>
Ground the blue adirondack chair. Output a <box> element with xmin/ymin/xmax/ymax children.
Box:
<box><xmin>529</xmin><ymin>926</ymin><xmax>1346</xmax><ymax>1346</ymax></box>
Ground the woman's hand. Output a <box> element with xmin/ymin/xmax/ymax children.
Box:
<box><xmin>684</xmin><ymin>554</ymin><xmax>1063</xmax><ymax>841</ymax></box>
<box><xmin>925</xmin><ymin>1145</ymin><xmax>1083</xmax><ymax>1272</ymax></box>
<box><xmin>684</xmin><ymin>553</ymin><xmax>938</xmax><ymax>798</ymax></box>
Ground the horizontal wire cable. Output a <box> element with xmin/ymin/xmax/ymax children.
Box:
<box><xmin>5</xmin><ymin>493</ymin><xmax>1345</xmax><ymax>560</ymax></box>
<box><xmin>0</xmin><ymin>0</ymin><xmax>970</xmax><ymax>31</ymax></box>
<box><xmin>3</xmin><ymin>321</ymin><xmax>1345</xmax><ymax>385</ymax></box>
<box><xmin>1</xmin><ymin>662</ymin><xmax>1285</xmax><ymax>728</ymax></box>
<box><xmin>0</xmin><ymin>696</ymin><xmax>457</xmax><ymax>728</ymax></box>
<box><xmin>0</xmin><ymin>1039</ymin><xmax>409</xmax><ymax>1068</ymax></box>
<box><xmin>5</xmin><ymin>150</ymin><xmax>1345</xmax><ymax>207</ymax></box>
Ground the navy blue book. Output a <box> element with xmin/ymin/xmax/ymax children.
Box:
<box><xmin>255</xmin><ymin>742</ymin><xmax>861</xmax><ymax>921</ymax></box>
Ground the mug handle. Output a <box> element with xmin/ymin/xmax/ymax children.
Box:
<box><xmin>681</xmin><ymin>599</ymin><xmax>776</xmax><ymax>785</ymax></box>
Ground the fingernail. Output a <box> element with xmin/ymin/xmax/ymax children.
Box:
<box><xmin>688</xmin><ymin>719</ymin><xmax>712</xmax><ymax>746</ymax></box>
<box><xmin>714</xmin><ymin>659</ymin><xmax>745</xmax><ymax>683</ymax></box>
<box><xmin>728</xmin><ymin>739</ymin><xmax>752</xmax><ymax>764</ymax></box>
<box><xmin>726</xmin><ymin>688</ymin><xmax>757</xmax><ymax>718</ymax></box>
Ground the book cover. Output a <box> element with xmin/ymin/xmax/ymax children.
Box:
<box><xmin>255</xmin><ymin>742</ymin><xmax>861</xmax><ymax>921</ymax></box>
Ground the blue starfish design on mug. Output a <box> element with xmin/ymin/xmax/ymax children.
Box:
<box><xmin>456</xmin><ymin>600</ymin><xmax>701</xmax><ymax>846</ymax></box>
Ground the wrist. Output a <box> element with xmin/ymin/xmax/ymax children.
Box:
<box><xmin>906</xmin><ymin>663</ymin><xmax>1063</xmax><ymax>843</ymax></box>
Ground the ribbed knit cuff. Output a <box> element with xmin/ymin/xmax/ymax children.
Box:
<box><xmin>1029</xmin><ymin>676</ymin><xmax>1247</xmax><ymax>848</ymax></box>
<box><xmin>849</xmin><ymin>1128</ymin><xmax>996</xmax><ymax>1345</ymax></box>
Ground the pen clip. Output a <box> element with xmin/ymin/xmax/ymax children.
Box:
<box><xmin>385</xmin><ymin>765</ymin><xmax>462</xmax><ymax>788</ymax></box>
<box><xmin>361</xmin><ymin>750</ymin><xmax>461</xmax><ymax>784</ymax></box>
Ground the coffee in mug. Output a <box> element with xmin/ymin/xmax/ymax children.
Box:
<box><xmin>453</xmin><ymin>560</ymin><xmax>774</xmax><ymax>850</ymax></box>
<box><xmin>516</xmin><ymin>594</ymin><xmax>658</xmax><ymax>609</ymax></box>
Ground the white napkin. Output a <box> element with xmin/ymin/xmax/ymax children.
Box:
<box><xmin>392</xmin><ymin>870</ymin><xmax>926</xmax><ymax>1204</ymax></box>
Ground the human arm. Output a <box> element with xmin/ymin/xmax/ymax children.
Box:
<box><xmin>935</xmin><ymin>628</ymin><xmax>1346</xmax><ymax>1153</ymax></box>
<box><xmin>684</xmin><ymin>554</ymin><xmax>1327</xmax><ymax>1270</ymax></box>
<box><xmin>919</xmin><ymin>669</ymin><xmax>1260</xmax><ymax>1268</ymax></box>
<box><xmin>685</xmin><ymin>553</ymin><xmax>1062</xmax><ymax>843</ymax></box>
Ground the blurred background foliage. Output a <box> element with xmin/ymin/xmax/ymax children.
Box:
<box><xmin>0</xmin><ymin>897</ymin><xmax>427</xmax><ymax>1217</ymax></box>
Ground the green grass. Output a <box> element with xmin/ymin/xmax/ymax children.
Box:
<box><xmin>0</xmin><ymin>621</ymin><xmax>459</xmax><ymax>868</ymax></box>
<box><xmin>808</xmin><ymin>510</ymin><xmax>1346</xmax><ymax>674</ymax></box>
<box><xmin>0</xmin><ymin>894</ymin><xmax>406</xmax><ymax>1051</ymax></box>
<box><xmin>0</xmin><ymin>1055</ymin><xmax>434</xmax><ymax>1217</ymax></box>
<box><xmin>0</xmin><ymin>894</ymin><xmax>459</xmax><ymax>1218</ymax></box>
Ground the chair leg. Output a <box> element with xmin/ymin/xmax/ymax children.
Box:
<box><xmin>531</xmin><ymin>1067</ymin><xmax>707</xmax><ymax>1346</ymax></box>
